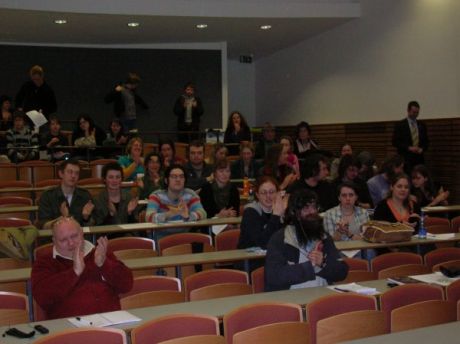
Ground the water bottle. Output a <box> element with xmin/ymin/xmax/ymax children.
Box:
<box><xmin>242</xmin><ymin>177</ymin><xmax>249</xmax><ymax>197</ymax></box>
<box><xmin>418</xmin><ymin>213</ymin><xmax>427</xmax><ymax>239</ymax></box>
<box><xmin>248</xmin><ymin>186</ymin><xmax>254</xmax><ymax>203</ymax></box>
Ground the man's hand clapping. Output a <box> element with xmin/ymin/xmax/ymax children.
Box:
<box><xmin>73</xmin><ymin>240</ymin><xmax>85</xmax><ymax>276</ymax></box>
<box><xmin>94</xmin><ymin>236</ymin><xmax>108</xmax><ymax>268</ymax></box>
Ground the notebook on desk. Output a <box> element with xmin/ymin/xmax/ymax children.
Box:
<box><xmin>387</xmin><ymin>276</ymin><xmax>422</xmax><ymax>286</ymax></box>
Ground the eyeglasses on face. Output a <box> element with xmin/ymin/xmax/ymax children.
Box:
<box><xmin>258</xmin><ymin>189</ymin><xmax>276</xmax><ymax>196</ymax></box>
<box><xmin>169</xmin><ymin>174</ymin><xmax>185</xmax><ymax>180</ymax></box>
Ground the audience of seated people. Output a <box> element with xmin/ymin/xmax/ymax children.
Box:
<box><xmin>92</xmin><ymin>162</ymin><xmax>139</xmax><ymax>227</ymax></box>
<box><xmin>0</xmin><ymin>70</ymin><xmax>454</xmax><ymax>333</ymax></box>
<box><xmin>224</xmin><ymin>111</ymin><xmax>251</xmax><ymax>155</ymax></box>
<box><xmin>0</xmin><ymin>107</ymin><xmax>456</xmax><ymax>330</ymax></box>
<box><xmin>230</xmin><ymin>141</ymin><xmax>261</xmax><ymax>180</ymax></box>
<box><xmin>137</xmin><ymin>152</ymin><xmax>163</xmax><ymax>199</ymax></box>
<box><xmin>118</xmin><ymin>137</ymin><xmax>145</xmax><ymax>182</ymax></box>
<box><xmin>184</xmin><ymin>140</ymin><xmax>213</xmax><ymax>191</ymax></box>
<box><xmin>260</xmin><ymin>143</ymin><xmax>297</xmax><ymax>191</ymax></box>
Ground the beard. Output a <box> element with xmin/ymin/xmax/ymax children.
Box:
<box><xmin>295</xmin><ymin>215</ymin><xmax>324</xmax><ymax>245</ymax></box>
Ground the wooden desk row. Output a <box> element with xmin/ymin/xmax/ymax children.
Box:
<box><xmin>2</xmin><ymin>232</ymin><xmax>460</xmax><ymax>287</ymax></box>
<box><xmin>1</xmin><ymin>202</ymin><xmax>458</xmax><ymax>227</ymax></box>
<box><xmin>0</xmin><ymin>182</ymin><xmax>136</xmax><ymax>195</ymax></box>
<box><xmin>343</xmin><ymin>321</ymin><xmax>460</xmax><ymax>344</ymax></box>
<box><xmin>36</xmin><ymin>216</ymin><xmax>243</xmax><ymax>240</ymax></box>
<box><xmin>0</xmin><ymin>279</ymin><xmax>389</xmax><ymax>344</ymax></box>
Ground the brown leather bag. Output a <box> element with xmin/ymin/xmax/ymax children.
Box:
<box><xmin>361</xmin><ymin>221</ymin><xmax>414</xmax><ymax>243</ymax></box>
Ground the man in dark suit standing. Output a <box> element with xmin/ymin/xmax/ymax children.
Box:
<box><xmin>392</xmin><ymin>101</ymin><xmax>429</xmax><ymax>174</ymax></box>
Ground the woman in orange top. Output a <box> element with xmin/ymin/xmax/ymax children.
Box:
<box><xmin>373</xmin><ymin>173</ymin><xmax>421</xmax><ymax>232</ymax></box>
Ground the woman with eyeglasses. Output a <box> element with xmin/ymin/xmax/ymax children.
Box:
<box><xmin>238</xmin><ymin>176</ymin><xmax>288</xmax><ymax>252</ymax></box>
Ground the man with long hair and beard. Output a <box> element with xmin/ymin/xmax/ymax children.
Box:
<box><xmin>264</xmin><ymin>189</ymin><xmax>348</xmax><ymax>291</ymax></box>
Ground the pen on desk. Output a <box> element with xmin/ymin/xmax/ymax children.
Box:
<box><xmin>76</xmin><ymin>317</ymin><xmax>93</xmax><ymax>325</ymax></box>
<box><xmin>334</xmin><ymin>287</ymin><xmax>350</xmax><ymax>293</ymax></box>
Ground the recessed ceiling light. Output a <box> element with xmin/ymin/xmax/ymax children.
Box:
<box><xmin>260</xmin><ymin>25</ymin><xmax>272</xmax><ymax>30</ymax></box>
<box><xmin>54</xmin><ymin>19</ymin><xmax>67</xmax><ymax>25</ymax></box>
<box><xmin>127</xmin><ymin>22</ymin><xmax>140</xmax><ymax>27</ymax></box>
<box><xmin>196</xmin><ymin>24</ymin><xmax>208</xmax><ymax>29</ymax></box>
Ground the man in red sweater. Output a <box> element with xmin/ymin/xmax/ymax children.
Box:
<box><xmin>32</xmin><ymin>217</ymin><xmax>133</xmax><ymax>320</ymax></box>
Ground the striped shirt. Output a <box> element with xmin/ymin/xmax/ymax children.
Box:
<box><xmin>6</xmin><ymin>127</ymin><xmax>39</xmax><ymax>156</ymax></box>
<box><xmin>146</xmin><ymin>188</ymin><xmax>206</xmax><ymax>223</ymax></box>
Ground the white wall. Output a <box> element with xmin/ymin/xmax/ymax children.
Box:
<box><xmin>227</xmin><ymin>59</ymin><xmax>256</xmax><ymax>126</ymax></box>
<box><xmin>255</xmin><ymin>0</ymin><xmax>460</xmax><ymax>125</ymax></box>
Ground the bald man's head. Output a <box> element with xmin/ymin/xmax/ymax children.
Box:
<box><xmin>52</xmin><ymin>217</ymin><xmax>83</xmax><ymax>258</ymax></box>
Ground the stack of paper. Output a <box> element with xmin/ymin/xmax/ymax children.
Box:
<box><xmin>68</xmin><ymin>311</ymin><xmax>141</xmax><ymax>328</ymax></box>
<box><xmin>409</xmin><ymin>272</ymin><xmax>460</xmax><ymax>287</ymax></box>
<box><xmin>328</xmin><ymin>283</ymin><xmax>379</xmax><ymax>295</ymax></box>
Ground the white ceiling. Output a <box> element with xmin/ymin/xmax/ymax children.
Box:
<box><xmin>0</xmin><ymin>0</ymin><xmax>360</xmax><ymax>59</ymax></box>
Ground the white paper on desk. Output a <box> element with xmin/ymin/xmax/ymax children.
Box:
<box><xmin>212</xmin><ymin>224</ymin><xmax>228</xmax><ymax>235</ymax></box>
<box><xmin>410</xmin><ymin>272</ymin><xmax>460</xmax><ymax>287</ymax></box>
<box><xmin>68</xmin><ymin>311</ymin><xmax>141</xmax><ymax>328</ymax></box>
<box><xmin>329</xmin><ymin>283</ymin><xmax>379</xmax><ymax>295</ymax></box>
<box><xmin>427</xmin><ymin>233</ymin><xmax>455</xmax><ymax>240</ymax></box>
<box><xmin>26</xmin><ymin>110</ymin><xmax>48</xmax><ymax>128</ymax></box>
<box><xmin>341</xmin><ymin>250</ymin><xmax>361</xmax><ymax>258</ymax></box>
<box><xmin>119</xmin><ymin>223</ymin><xmax>153</xmax><ymax>230</ymax></box>
<box><xmin>82</xmin><ymin>227</ymin><xmax>90</xmax><ymax>233</ymax></box>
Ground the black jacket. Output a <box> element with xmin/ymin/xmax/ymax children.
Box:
<box><xmin>392</xmin><ymin>118</ymin><xmax>429</xmax><ymax>168</ymax></box>
<box><xmin>265</xmin><ymin>226</ymin><xmax>348</xmax><ymax>292</ymax></box>
<box><xmin>199</xmin><ymin>182</ymin><xmax>240</xmax><ymax>218</ymax></box>
<box><xmin>15</xmin><ymin>80</ymin><xmax>57</xmax><ymax>117</ymax></box>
